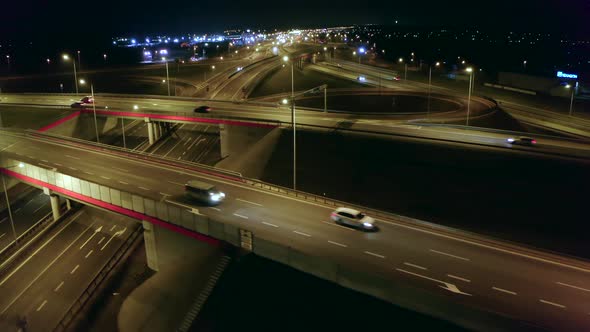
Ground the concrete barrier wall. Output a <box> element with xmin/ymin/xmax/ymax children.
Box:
<box><xmin>3</xmin><ymin>159</ymin><xmax>529</xmax><ymax>332</ymax></box>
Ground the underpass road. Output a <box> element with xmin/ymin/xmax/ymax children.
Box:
<box><xmin>2</xmin><ymin>134</ymin><xmax>590</xmax><ymax>330</ymax></box>
<box><xmin>0</xmin><ymin>207</ymin><xmax>137</xmax><ymax>331</ymax></box>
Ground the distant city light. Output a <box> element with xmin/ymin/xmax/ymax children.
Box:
<box><xmin>557</xmin><ymin>71</ymin><xmax>578</xmax><ymax>79</ymax></box>
<box><xmin>160</xmin><ymin>49</ymin><xmax>168</xmax><ymax>55</ymax></box>
<box><xmin>131</xmin><ymin>39</ymin><xmax>137</xmax><ymax>44</ymax></box>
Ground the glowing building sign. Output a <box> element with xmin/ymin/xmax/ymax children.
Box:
<box><xmin>557</xmin><ymin>71</ymin><xmax>578</xmax><ymax>79</ymax></box>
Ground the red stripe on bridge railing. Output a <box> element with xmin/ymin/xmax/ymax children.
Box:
<box><xmin>80</xmin><ymin>109</ymin><xmax>277</xmax><ymax>128</ymax></box>
<box><xmin>0</xmin><ymin>168</ymin><xmax>220</xmax><ymax>246</ymax></box>
<box><xmin>38</xmin><ymin>111</ymin><xmax>82</xmax><ymax>132</ymax></box>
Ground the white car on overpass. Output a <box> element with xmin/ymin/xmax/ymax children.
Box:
<box><xmin>330</xmin><ymin>207</ymin><xmax>376</xmax><ymax>231</ymax></box>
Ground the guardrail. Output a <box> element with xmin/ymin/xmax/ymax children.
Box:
<box><xmin>52</xmin><ymin>224</ymin><xmax>143</xmax><ymax>332</ymax></box>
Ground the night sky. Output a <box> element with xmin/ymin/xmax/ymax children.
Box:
<box><xmin>1</xmin><ymin>0</ymin><xmax>588</xmax><ymax>38</ymax></box>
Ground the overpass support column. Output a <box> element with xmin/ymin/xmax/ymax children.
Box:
<box><xmin>145</xmin><ymin>118</ymin><xmax>155</xmax><ymax>145</ymax></box>
<box><xmin>50</xmin><ymin>194</ymin><xmax>61</xmax><ymax>220</ymax></box>
<box><xmin>154</xmin><ymin>122</ymin><xmax>161</xmax><ymax>139</ymax></box>
<box><xmin>142</xmin><ymin>220</ymin><xmax>160</xmax><ymax>271</ymax></box>
<box><xmin>66</xmin><ymin>199</ymin><xmax>71</xmax><ymax>210</ymax></box>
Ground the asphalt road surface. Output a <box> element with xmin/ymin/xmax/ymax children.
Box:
<box><xmin>0</xmin><ymin>206</ymin><xmax>138</xmax><ymax>331</ymax></box>
<box><xmin>0</xmin><ymin>188</ymin><xmax>52</xmax><ymax>252</ymax></box>
<box><xmin>1</xmin><ymin>133</ymin><xmax>590</xmax><ymax>330</ymax></box>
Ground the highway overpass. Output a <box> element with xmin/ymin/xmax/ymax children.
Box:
<box><xmin>0</xmin><ymin>129</ymin><xmax>589</xmax><ymax>331</ymax></box>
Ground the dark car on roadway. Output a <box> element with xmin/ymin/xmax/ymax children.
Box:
<box><xmin>507</xmin><ymin>136</ymin><xmax>537</xmax><ymax>146</ymax></box>
<box><xmin>194</xmin><ymin>105</ymin><xmax>211</xmax><ymax>113</ymax></box>
<box><xmin>70</xmin><ymin>96</ymin><xmax>94</xmax><ymax>108</ymax></box>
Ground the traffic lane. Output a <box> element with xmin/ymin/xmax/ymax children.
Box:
<box><xmin>197</xmin><ymin>200</ymin><xmax>584</xmax><ymax>330</ymax></box>
<box><xmin>8</xmin><ymin>137</ymin><xmax>590</xmax><ymax>324</ymax></box>
<box><xmin>166</xmin><ymin>124</ymin><xmax>216</xmax><ymax>161</ymax></box>
<box><xmin>0</xmin><ymin>190</ymin><xmax>51</xmax><ymax>250</ymax></box>
<box><xmin>1</xmin><ymin>214</ymin><xmax>129</xmax><ymax>331</ymax></box>
<box><xmin>31</xmin><ymin>220</ymin><xmax>131</xmax><ymax>331</ymax></box>
<box><xmin>0</xmin><ymin>210</ymin><xmax>88</xmax><ymax>325</ymax></box>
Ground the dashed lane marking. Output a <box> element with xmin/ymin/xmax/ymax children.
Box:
<box><xmin>293</xmin><ymin>230</ymin><xmax>311</xmax><ymax>237</ymax></box>
<box><xmin>262</xmin><ymin>222</ymin><xmax>279</xmax><ymax>228</ymax></box>
<box><xmin>36</xmin><ymin>300</ymin><xmax>48</xmax><ymax>312</ymax></box>
<box><xmin>430</xmin><ymin>249</ymin><xmax>470</xmax><ymax>261</ymax></box>
<box><xmin>233</xmin><ymin>213</ymin><xmax>248</xmax><ymax>219</ymax></box>
<box><xmin>365</xmin><ymin>251</ymin><xmax>385</xmax><ymax>259</ymax></box>
<box><xmin>328</xmin><ymin>240</ymin><xmax>347</xmax><ymax>248</ymax></box>
<box><xmin>556</xmin><ymin>281</ymin><xmax>590</xmax><ymax>293</ymax></box>
<box><xmin>404</xmin><ymin>262</ymin><xmax>427</xmax><ymax>270</ymax></box>
<box><xmin>447</xmin><ymin>274</ymin><xmax>471</xmax><ymax>283</ymax></box>
<box><xmin>236</xmin><ymin>198</ymin><xmax>263</xmax><ymax>206</ymax></box>
<box><xmin>539</xmin><ymin>299</ymin><xmax>566</xmax><ymax>309</ymax></box>
<box><xmin>492</xmin><ymin>287</ymin><xmax>517</xmax><ymax>295</ymax></box>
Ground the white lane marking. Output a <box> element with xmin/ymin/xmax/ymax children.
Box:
<box><xmin>118</xmin><ymin>181</ymin><xmax>128</xmax><ymax>185</ymax></box>
<box><xmin>447</xmin><ymin>274</ymin><xmax>471</xmax><ymax>283</ymax></box>
<box><xmin>98</xmin><ymin>236</ymin><xmax>105</xmax><ymax>244</ymax></box>
<box><xmin>113</xmin><ymin>167</ymin><xmax>129</xmax><ymax>172</ymax></box>
<box><xmin>328</xmin><ymin>240</ymin><xmax>347</xmax><ymax>248</ymax></box>
<box><xmin>233</xmin><ymin>213</ymin><xmax>248</xmax><ymax>219</ymax></box>
<box><xmin>33</xmin><ymin>203</ymin><xmax>47</xmax><ymax>214</ymax></box>
<box><xmin>168</xmin><ymin>181</ymin><xmax>185</xmax><ymax>186</ymax></box>
<box><xmin>85</xmin><ymin>250</ymin><xmax>94</xmax><ymax>258</ymax></box>
<box><xmin>68</xmin><ymin>167</ymin><xmax>78</xmax><ymax>171</ymax></box>
<box><xmin>101</xmin><ymin>227</ymin><xmax>126</xmax><ymax>251</ymax></box>
<box><xmin>556</xmin><ymin>281</ymin><xmax>590</xmax><ymax>293</ymax></box>
<box><xmin>41</xmin><ymin>159</ymin><xmax>49</xmax><ymax>163</ymax></box>
<box><xmin>209</xmin><ymin>207</ymin><xmax>221</xmax><ymax>211</ymax></box>
<box><xmin>320</xmin><ymin>220</ymin><xmax>354</xmax><ymax>232</ymax></box>
<box><xmin>100</xmin><ymin>176</ymin><xmax>111</xmax><ymax>180</ymax></box>
<box><xmin>38</xmin><ymin>163</ymin><xmax>55</xmax><ymax>169</ymax></box>
<box><xmin>14</xmin><ymin>208</ymin><xmax>21</xmax><ymax>214</ymax></box>
<box><xmin>0</xmin><ymin>217</ymin><xmax>5</xmax><ymax>224</ymax></box>
<box><xmin>404</xmin><ymin>262</ymin><xmax>427</xmax><ymax>270</ymax></box>
<box><xmin>262</xmin><ymin>222</ymin><xmax>279</xmax><ymax>228</ymax></box>
<box><xmin>109</xmin><ymin>225</ymin><xmax>116</xmax><ymax>232</ymax></box>
<box><xmin>159</xmin><ymin>192</ymin><xmax>171</xmax><ymax>196</ymax></box>
<box><xmin>138</xmin><ymin>186</ymin><xmax>150</xmax><ymax>191</ymax></box>
<box><xmin>24</xmin><ymin>199</ymin><xmax>33</xmax><ymax>206</ymax></box>
<box><xmin>395</xmin><ymin>268</ymin><xmax>472</xmax><ymax>296</ymax></box>
<box><xmin>54</xmin><ymin>163</ymin><xmax>63</xmax><ymax>166</ymax></box>
<box><xmin>492</xmin><ymin>287</ymin><xmax>517</xmax><ymax>295</ymax></box>
<box><xmin>36</xmin><ymin>300</ymin><xmax>48</xmax><ymax>312</ymax></box>
<box><xmin>84</xmin><ymin>171</ymin><xmax>95</xmax><ymax>176</ymax></box>
<box><xmin>236</xmin><ymin>198</ymin><xmax>263</xmax><ymax>206</ymax></box>
<box><xmin>539</xmin><ymin>299</ymin><xmax>566</xmax><ymax>309</ymax></box>
<box><xmin>65</xmin><ymin>155</ymin><xmax>80</xmax><ymax>160</ymax></box>
<box><xmin>430</xmin><ymin>249</ymin><xmax>470</xmax><ymax>261</ymax></box>
<box><xmin>293</xmin><ymin>230</ymin><xmax>311</xmax><ymax>237</ymax></box>
<box><xmin>70</xmin><ymin>264</ymin><xmax>80</xmax><ymax>274</ymax></box>
<box><xmin>383</xmin><ymin>216</ymin><xmax>590</xmax><ymax>274</ymax></box>
<box><xmin>0</xmin><ymin>233</ymin><xmax>5</xmax><ymax>239</ymax></box>
<box><xmin>365</xmin><ymin>251</ymin><xmax>385</xmax><ymax>259</ymax></box>
<box><xmin>79</xmin><ymin>226</ymin><xmax>103</xmax><ymax>250</ymax></box>
<box><xmin>54</xmin><ymin>281</ymin><xmax>64</xmax><ymax>292</ymax></box>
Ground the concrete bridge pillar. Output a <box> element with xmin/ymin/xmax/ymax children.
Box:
<box><xmin>146</xmin><ymin>118</ymin><xmax>155</xmax><ymax>145</ymax></box>
<box><xmin>154</xmin><ymin>122</ymin><xmax>161</xmax><ymax>139</ymax></box>
<box><xmin>50</xmin><ymin>194</ymin><xmax>61</xmax><ymax>220</ymax></box>
<box><xmin>143</xmin><ymin>220</ymin><xmax>160</xmax><ymax>271</ymax></box>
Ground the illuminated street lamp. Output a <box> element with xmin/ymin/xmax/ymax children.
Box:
<box><xmin>357</xmin><ymin>47</ymin><xmax>365</xmax><ymax>64</ymax></box>
<box><xmin>427</xmin><ymin>62</ymin><xmax>441</xmax><ymax>117</ymax></box>
<box><xmin>162</xmin><ymin>57</ymin><xmax>170</xmax><ymax>96</ymax></box>
<box><xmin>2</xmin><ymin>162</ymin><xmax>25</xmax><ymax>245</ymax></box>
<box><xmin>62</xmin><ymin>54</ymin><xmax>78</xmax><ymax>94</ymax></box>
<box><xmin>103</xmin><ymin>53</ymin><xmax>107</xmax><ymax>62</ymax></box>
<box><xmin>465</xmin><ymin>67</ymin><xmax>474</xmax><ymax>126</ymax></box>
<box><xmin>399</xmin><ymin>57</ymin><xmax>408</xmax><ymax>81</ymax></box>
<box><xmin>566</xmin><ymin>84</ymin><xmax>576</xmax><ymax>116</ymax></box>
<box><xmin>78</xmin><ymin>79</ymin><xmax>100</xmax><ymax>143</ymax></box>
<box><xmin>283</xmin><ymin>55</ymin><xmax>297</xmax><ymax>190</ymax></box>
<box><xmin>77</xmin><ymin>50</ymin><xmax>81</xmax><ymax>71</ymax></box>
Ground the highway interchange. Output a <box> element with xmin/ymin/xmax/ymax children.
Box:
<box><xmin>0</xmin><ymin>43</ymin><xmax>589</xmax><ymax>331</ymax></box>
<box><xmin>0</xmin><ymin>128</ymin><xmax>589</xmax><ymax>330</ymax></box>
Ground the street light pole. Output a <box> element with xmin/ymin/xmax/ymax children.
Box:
<box><xmin>164</xmin><ymin>58</ymin><xmax>170</xmax><ymax>96</ymax></box>
<box><xmin>324</xmin><ymin>86</ymin><xmax>327</xmax><ymax>112</ymax></box>
<box><xmin>2</xmin><ymin>174</ymin><xmax>18</xmax><ymax>244</ymax></box>
<box><xmin>91</xmin><ymin>84</ymin><xmax>99</xmax><ymax>143</ymax></box>
<box><xmin>466</xmin><ymin>67</ymin><xmax>473</xmax><ymax>126</ymax></box>
<box><xmin>428</xmin><ymin>62</ymin><xmax>440</xmax><ymax>118</ymax></box>
<box><xmin>284</xmin><ymin>55</ymin><xmax>296</xmax><ymax>190</ymax></box>
<box><xmin>73</xmin><ymin>61</ymin><xmax>78</xmax><ymax>94</ymax></box>
<box><xmin>568</xmin><ymin>84</ymin><xmax>576</xmax><ymax>116</ymax></box>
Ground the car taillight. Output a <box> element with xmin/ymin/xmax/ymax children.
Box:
<box><xmin>532</xmin><ymin>140</ymin><xmax>537</xmax><ymax>144</ymax></box>
<box><xmin>331</xmin><ymin>213</ymin><xmax>337</xmax><ymax>217</ymax></box>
